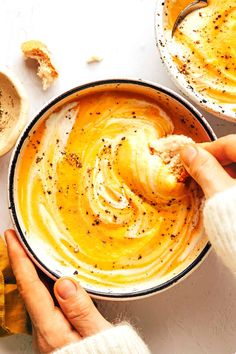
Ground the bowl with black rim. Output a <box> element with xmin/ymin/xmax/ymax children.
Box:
<box><xmin>8</xmin><ymin>78</ymin><xmax>216</xmax><ymax>300</ymax></box>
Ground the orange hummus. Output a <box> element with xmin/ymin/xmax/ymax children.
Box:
<box><xmin>165</xmin><ymin>0</ymin><xmax>236</xmax><ymax>114</ymax></box>
<box><xmin>16</xmin><ymin>91</ymin><xmax>206</xmax><ymax>289</ymax></box>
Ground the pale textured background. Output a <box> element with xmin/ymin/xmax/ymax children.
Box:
<box><xmin>0</xmin><ymin>0</ymin><xmax>236</xmax><ymax>353</ymax></box>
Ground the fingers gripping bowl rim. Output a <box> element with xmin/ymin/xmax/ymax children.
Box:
<box><xmin>8</xmin><ymin>79</ymin><xmax>216</xmax><ymax>300</ymax></box>
<box><xmin>155</xmin><ymin>0</ymin><xmax>236</xmax><ymax>122</ymax></box>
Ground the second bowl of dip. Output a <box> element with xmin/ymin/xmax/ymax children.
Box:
<box><xmin>9</xmin><ymin>79</ymin><xmax>216</xmax><ymax>300</ymax></box>
<box><xmin>155</xmin><ymin>0</ymin><xmax>236</xmax><ymax>122</ymax></box>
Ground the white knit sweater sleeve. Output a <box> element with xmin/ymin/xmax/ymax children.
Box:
<box><xmin>52</xmin><ymin>324</ymin><xmax>151</xmax><ymax>354</ymax></box>
<box><xmin>204</xmin><ymin>185</ymin><xmax>236</xmax><ymax>275</ymax></box>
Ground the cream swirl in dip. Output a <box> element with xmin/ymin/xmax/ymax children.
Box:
<box><xmin>17</xmin><ymin>91</ymin><xmax>206</xmax><ymax>291</ymax></box>
<box><xmin>164</xmin><ymin>0</ymin><xmax>236</xmax><ymax>117</ymax></box>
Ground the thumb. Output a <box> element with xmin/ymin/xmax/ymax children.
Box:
<box><xmin>54</xmin><ymin>278</ymin><xmax>112</xmax><ymax>337</ymax></box>
<box><xmin>180</xmin><ymin>145</ymin><xmax>235</xmax><ymax>198</ymax></box>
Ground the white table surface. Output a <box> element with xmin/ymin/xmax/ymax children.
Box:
<box><xmin>1</xmin><ymin>0</ymin><xmax>236</xmax><ymax>353</ymax></box>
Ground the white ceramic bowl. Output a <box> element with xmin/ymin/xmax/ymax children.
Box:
<box><xmin>155</xmin><ymin>0</ymin><xmax>236</xmax><ymax>122</ymax></box>
<box><xmin>8</xmin><ymin>79</ymin><xmax>216</xmax><ymax>300</ymax></box>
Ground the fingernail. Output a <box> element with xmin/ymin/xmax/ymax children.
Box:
<box><xmin>56</xmin><ymin>278</ymin><xmax>77</xmax><ymax>299</ymax></box>
<box><xmin>181</xmin><ymin>145</ymin><xmax>198</xmax><ymax>167</ymax></box>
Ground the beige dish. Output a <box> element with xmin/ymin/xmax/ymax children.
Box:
<box><xmin>0</xmin><ymin>69</ymin><xmax>28</xmax><ymax>156</ymax></box>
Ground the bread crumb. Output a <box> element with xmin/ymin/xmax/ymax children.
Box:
<box><xmin>86</xmin><ymin>55</ymin><xmax>103</xmax><ymax>64</ymax></box>
<box><xmin>21</xmin><ymin>40</ymin><xmax>58</xmax><ymax>90</ymax></box>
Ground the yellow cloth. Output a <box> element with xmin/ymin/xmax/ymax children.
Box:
<box><xmin>0</xmin><ymin>237</ymin><xmax>31</xmax><ymax>336</ymax></box>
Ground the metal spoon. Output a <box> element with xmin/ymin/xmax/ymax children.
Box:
<box><xmin>172</xmin><ymin>0</ymin><xmax>208</xmax><ymax>37</ymax></box>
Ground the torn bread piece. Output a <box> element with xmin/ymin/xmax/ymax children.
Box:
<box><xmin>21</xmin><ymin>40</ymin><xmax>58</xmax><ymax>90</ymax></box>
<box><xmin>149</xmin><ymin>135</ymin><xmax>194</xmax><ymax>183</ymax></box>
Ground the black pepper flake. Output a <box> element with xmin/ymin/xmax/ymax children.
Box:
<box><xmin>73</xmin><ymin>270</ymin><xmax>78</xmax><ymax>275</ymax></box>
<box><xmin>92</xmin><ymin>219</ymin><xmax>100</xmax><ymax>226</ymax></box>
<box><xmin>36</xmin><ymin>156</ymin><xmax>43</xmax><ymax>163</ymax></box>
<box><xmin>138</xmin><ymin>255</ymin><xmax>142</xmax><ymax>260</ymax></box>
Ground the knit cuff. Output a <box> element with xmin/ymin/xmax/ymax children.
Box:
<box><xmin>204</xmin><ymin>185</ymin><xmax>236</xmax><ymax>274</ymax></box>
<box><xmin>52</xmin><ymin>324</ymin><xmax>150</xmax><ymax>354</ymax></box>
